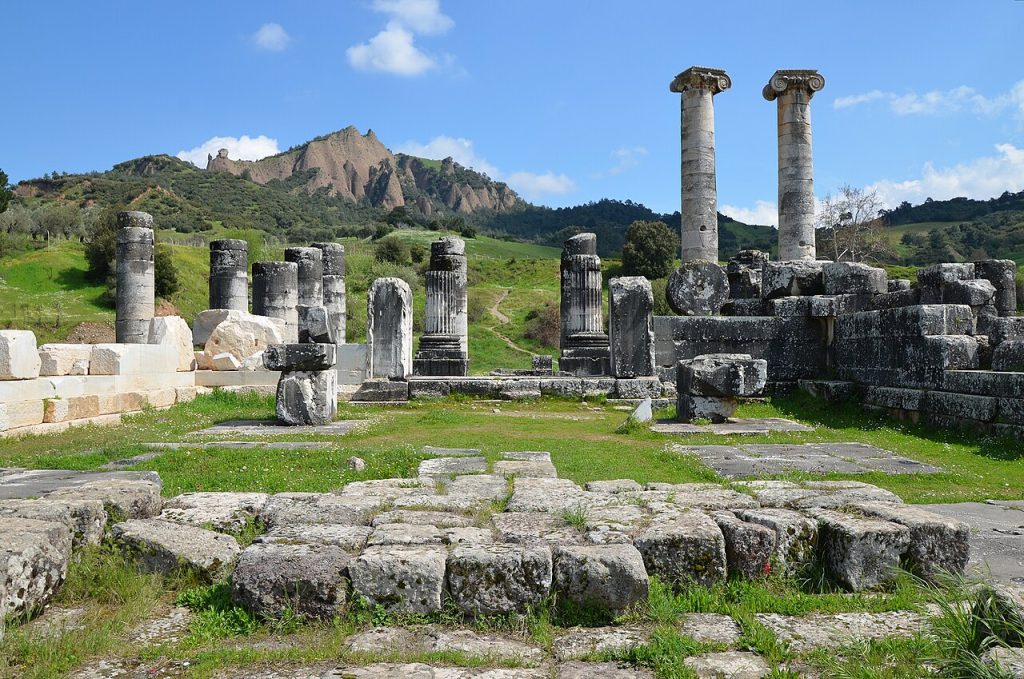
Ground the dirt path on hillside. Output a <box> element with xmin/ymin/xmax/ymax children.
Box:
<box><xmin>486</xmin><ymin>289</ymin><xmax>533</xmax><ymax>357</ymax></box>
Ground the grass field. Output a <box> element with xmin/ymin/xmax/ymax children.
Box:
<box><xmin>2</xmin><ymin>391</ymin><xmax>1022</xmax><ymax>678</ymax></box>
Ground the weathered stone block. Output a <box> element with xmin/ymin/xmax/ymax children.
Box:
<box><xmin>352</xmin><ymin>379</ymin><xmax>409</xmax><ymax>402</ymax></box>
<box><xmin>975</xmin><ymin>259</ymin><xmax>1018</xmax><ymax>316</ymax></box>
<box><xmin>159</xmin><ymin>492</ymin><xmax>269</xmax><ymax>533</ymax></box>
<box><xmin>276</xmin><ymin>369</ymin><xmax>337</xmax><ymax>425</ymax></box>
<box><xmin>945</xmin><ymin>278</ymin><xmax>996</xmax><ymax>307</ymax></box>
<box><xmin>48</xmin><ymin>478</ymin><xmax>162</xmax><ymax>520</ymax></box>
<box><xmin>367</xmin><ymin>278</ymin><xmax>413</xmax><ymax>379</ymax></box>
<box><xmin>552</xmin><ymin>544</ymin><xmax>649</xmax><ymax>614</ymax></box>
<box><xmin>677</xmin><ymin>394</ymin><xmax>736</xmax><ymax>423</ymax></box>
<box><xmin>204</xmin><ymin>312</ymin><xmax>287</xmax><ymax>366</ymax></box>
<box><xmin>0</xmin><ymin>517</ymin><xmax>72</xmax><ymax>620</ymax></box>
<box><xmin>633</xmin><ymin>511</ymin><xmax>726</xmax><ymax>587</ymax></box>
<box><xmin>211</xmin><ymin>352</ymin><xmax>242</xmax><ymax>371</ymax></box>
<box><xmin>447</xmin><ymin>544</ymin><xmax>553</xmax><ymax>615</ymax></box>
<box><xmin>0</xmin><ymin>400</ymin><xmax>46</xmax><ymax>431</ymax></box>
<box><xmin>38</xmin><ymin>344</ymin><xmax>92</xmax><ymax>376</ymax></box>
<box><xmin>263</xmin><ymin>343</ymin><xmax>336</xmax><ymax>371</ymax></box>
<box><xmin>814</xmin><ymin>509</ymin><xmax>910</xmax><ymax>591</ymax></box>
<box><xmin>737</xmin><ymin>508</ymin><xmax>817</xmax><ymax>575</ymax></box>
<box><xmin>609</xmin><ymin>277</ymin><xmax>655</xmax><ymax>378</ymax></box>
<box><xmin>762</xmin><ymin>260</ymin><xmax>825</xmax><ymax>299</ymax></box>
<box><xmin>666</xmin><ymin>261</ymin><xmax>729</xmax><ymax>316</ymax></box>
<box><xmin>148</xmin><ymin>316</ymin><xmax>196</xmax><ymax>372</ymax></box>
<box><xmin>256</xmin><ymin>524</ymin><xmax>371</xmax><ymax>551</ymax></box>
<box><xmin>823</xmin><ymin>262</ymin><xmax>887</xmax><ymax>295</ymax></box>
<box><xmin>0</xmin><ymin>497</ymin><xmax>105</xmax><ymax>547</ymax></box>
<box><xmin>350</xmin><ymin>545</ymin><xmax>447</xmax><ymax>614</ymax></box>
<box><xmin>111</xmin><ymin>519</ymin><xmax>240</xmax><ymax>580</ymax></box>
<box><xmin>994</xmin><ymin>340</ymin><xmax>1024</xmax><ymax>372</ymax></box>
<box><xmin>297</xmin><ymin>305</ymin><xmax>336</xmax><ymax>344</ymax></box>
<box><xmin>852</xmin><ymin>501</ymin><xmax>969</xmax><ymax>580</ymax></box>
<box><xmin>0</xmin><ymin>330</ymin><xmax>41</xmax><ymax>380</ymax></box>
<box><xmin>232</xmin><ymin>542</ymin><xmax>351</xmax><ymax>619</ymax></box>
<box><xmin>192</xmin><ymin>309</ymin><xmax>246</xmax><ymax>347</ymax></box>
<box><xmin>614</xmin><ymin>377</ymin><xmax>662</xmax><ymax>399</ymax></box>
<box><xmin>677</xmin><ymin>353</ymin><xmax>768</xmax><ymax>398</ymax></box>
<box><xmin>713</xmin><ymin>512</ymin><xmax>775</xmax><ymax>579</ymax></box>
<box><xmin>43</xmin><ymin>395</ymin><xmax>100</xmax><ymax>423</ymax></box>
<box><xmin>89</xmin><ymin>343</ymin><xmax>178</xmax><ymax>375</ymax></box>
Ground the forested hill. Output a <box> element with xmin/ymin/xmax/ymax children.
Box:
<box><xmin>882</xmin><ymin>190</ymin><xmax>1024</xmax><ymax>225</ymax></box>
<box><xmin>478</xmin><ymin>199</ymin><xmax>776</xmax><ymax>258</ymax></box>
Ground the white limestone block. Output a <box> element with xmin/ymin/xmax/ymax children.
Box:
<box><xmin>211</xmin><ymin>352</ymin><xmax>242</xmax><ymax>371</ymax></box>
<box><xmin>43</xmin><ymin>395</ymin><xmax>101</xmax><ymax>423</ymax></box>
<box><xmin>148</xmin><ymin>316</ymin><xmax>197</xmax><ymax>372</ymax></box>
<box><xmin>0</xmin><ymin>330</ymin><xmax>41</xmax><ymax>380</ymax></box>
<box><xmin>203</xmin><ymin>313</ymin><xmax>286</xmax><ymax>367</ymax></box>
<box><xmin>38</xmin><ymin>344</ymin><xmax>92</xmax><ymax>376</ymax></box>
<box><xmin>89</xmin><ymin>344</ymin><xmax>178</xmax><ymax>376</ymax></box>
<box><xmin>0</xmin><ymin>400</ymin><xmax>46</xmax><ymax>431</ymax></box>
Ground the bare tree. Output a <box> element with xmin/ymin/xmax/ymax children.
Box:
<box><xmin>817</xmin><ymin>184</ymin><xmax>894</xmax><ymax>262</ymax></box>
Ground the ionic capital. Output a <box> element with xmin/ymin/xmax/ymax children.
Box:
<box><xmin>670</xmin><ymin>66</ymin><xmax>731</xmax><ymax>95</ymax></box>
<box><xmin>762</xmin><ymin>69</ymin><xmax>826</xmax><ymax>101</ymax></box>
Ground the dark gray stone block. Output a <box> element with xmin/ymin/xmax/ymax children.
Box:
<box><xmin>823</xmin><ymin>261</ymin><xmax>887</xmax><ymax>295</ymax></box>
<box><xmin>263</xmin><ymin>343</ymin><xmax>336</xmax><ymax>371</ymax></box>
<box><xmin>297</xmin><ymin>305</ymin><xmax>336</xmax><ymax>344</ymax></box>
<box><xmin>762</xmin><ymin>260</ymin><xmax>825</xmax><ymax>299</ymax></box>
<box><xmin>276</xmin><ymin>370</ymin><xmax>338</xmax><ymax>425</ymax></box>
<box><xmin>994</xmin><ymin>341</ymin><xmax>1024</xmax><ymax>372</ymax></box>
<box><xmin>609</xmin><ymin>277</ymin><xmax>655</xmax><ymax>378</ymax></box>
<box><xmin>666</xmin><ymin>261</ymin><xmax>729</xmax><ymax>316</ymax></box>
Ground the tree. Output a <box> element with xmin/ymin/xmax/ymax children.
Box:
<box><xmin>621</xmin><ymin>220</ymin><xmax>678</xmax><ymax>279</ymax></box>
<box><xmin>374</xmin><ymin>235</ymin><xmax>410</xmax><ymax>265</ymax></box>
<box><xmin>85</xmin><ymin>208</ymin><xmax>179</xmax><ymax>305</ymax></box>
<box><xmin>154</xmin><ymin>244</ymin><xmax>180</xmax><ymax>298</ymax></box>
<box><xmin>816</xmin><ymin>185</ymin><xmax>894</xmax><ymax>263</ymax></box>
<box><xmin>0</xmin><ymin>168</ymin><xmax>12</xmax><ymax>214</ymax></box>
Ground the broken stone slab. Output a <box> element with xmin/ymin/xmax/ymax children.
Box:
<box><xmin>553</xmin><ymin>544</ymin><xmax>649</xmax><ymax>614</ymax></box>
<box><xmin>683</xmin><ymin>651</ymin><xmax>771</xmax><ymax>679</ymax></box>
<box><xmin>586</xmin><ymin>480</ymin><xmax>643</xmax><ymax>494</ymax></box>
<box><xmin>666</xmin><ymin>261</ymin><xmax>730</xmax><ymax>316</ymax></box>
<box><xmin>372</xmin><ymin>510</ymin><xmax>474</xmax><ymax>528</ymax></box>
<box><xmin>762</xmin><ymin>260</ymin><xmax>825</xmax><ymax>299</ymax></box>
<box><xmin>851</xmin><ymin>501</ymin><xmax>970</xmax><ymax>580</ymax></box>
<box><xmin>812</xmin><ymin>509</ymin><xmax>911</xmax><ymax>591</ymax></box>
<box><xmin>553</xmin><ymin>625</ymin><xmax>650</xmax><ymax>661</ymax></box>
<box><xmin>633</xmin><ymin>510</ymin><xmax>727</xmax><ymax>587</ymax></box>
<box><xmin>445</xmin><ymin>474</ymin><xmax>509</xmax><ymax>501</ymax></box>
<box><xmin>297</xmin><ymin>305</ymin><xmax>336</xmax><ymax>344</ymax></box>
<box><xmin>111</xmin><ymin>519</ymin><xmax>241</xmax><ymax>580</ymax></box>
<box><xmin>349</xmin><ymin>545</ymin><xmax>447</xmax><ymax>614</ymax></box>
<box><xmin>736</xmin><ymin>508</ymin><xmax>818</xmax><ymax>575</ymax></box>
<box><xmin>212</xmin><ymin>352</ymin><xmax>242</xmax><ymax>370</ymax></box>
<box><xmin>447</xmin><ymin>543</ymin><xmax>553</xmax><ymax>615</ymax></box>
<box><xmin>367</xmin><ymin>523</ymin><xmax>445</xmax><ymax>546</ymax></box>
<box><xmin>678</xmin><ymin>612</ymin><xmax>743</xmax><ymax>645</ymax></box>
<box><xmin>557</xmin><ymin>662</ymin><xmax>655</xmax><ymax>678</ymax></box>
<box><xmin>418</xmin><ymin>456</ymin><xmax>488</xmax><ymax>478</ymax></box>
<box><xmin>47</xmin><ymin>477</ymin><xmax>162</xmax><ymax>521</ymax></box>
<box><xmin>37</xmin><ymin>344</ymin><xmax>92</xmax><ymax>376</ymax></box>
<box><xmin>422</xmin><ymin>446</ymin><xmax>482</xmax><ymax>457</ymax></box>
<box><xmin>425</xmin><ymin>627</ymin><xmax>545</xmax><ymax>664</ymax></box>
<box><xmin>0</xmin><ymin>497</ymin><xmax>106</xmax><ymax>547</ymax></box>
<box><xmin>263</xmin><ymin>343</ymin><xmax>337</xmax><ymax>371</ymax></box>
<box><xmin>507</xmin><ymin>478</ymin><xmax>590</xmax><ymax>513</ymax></box>
<box><xmin>344</xmin><ymin>626</ymin><xmax>423</xmax><ymax>654</ymax></box>
<box><xmin>334</xmin><ymin>477</ymin><xmax>432</xmax><ymax>501</ymax></box>
<box><xmin>756</xmin><ymin>610</ymin><xmax>926</xmax><ymax>653</ymax></box>
<box><xmin>256</xmin><ymin>524</ymin><xmax>372</xmax><ymax>552</ymax></box>
<box><xmin>148</xmin><ymin>316</ymin><xmax>197</xmax><ymax>372</ymax></box>
<box><xmin>713</xmin><ymin>511</ymin><xmax>775</xmax><ymax>580</ymax></box>
<box><xmin>492</xmin><ymin>512</ymin><xmax>584</xmax><ymax>546</ymax></box>
<box><xmin>259</xmin><ymin>493</ymin><xmax>380</xmax><ymax>528</ymax></box>
<box><xmin>322</xmin><ymin>666</ymin><xmax>551</xmax><ymax>678</ymax></box>
<box><xmin>0</xmin><ymin>517</ymin><xmax>72</xmax><ymax>620</ymax></box>
<box><xmin>158</xmin><ymin>492</ymin><xmax>269</xmax><ymax>533</ymax></box>
<box><xmin>275</xmin><ymin>369</ymin><xmax>338</xmax><ymax>426</ymax></box>
<box><xmin>444</xmin><ymin>527</ymin><xmax>495</xmax><ymax>545</ymax></box>
<box><xmin>676</xmin><ymin>394</ymin><xmax>737</xmax><ymax>423</ymax></box>
<box><xmin>493</xmin><ymin>460</ymin><xmax>558</xmax><ymax>478</ymax></box>
<box><xmin>627</xmin><ymin>398</ymin><xmax>653</xmax><ymax>423</ymax></box>
<box><xmin>982</xmin><ymin>646</ymin><xmax>1024</xmax><ymax>677</ymax></box>
<box><xmin>822</xmin><ymin>261</ymin><xmax>887</xmax><ymax>295</ymax></box>
<box><xmin>204</xmin><ymin>312</ymin><xmax>287</xmax><ymax>366</ymax></box>
<box><xmin>945</xmin><ymin>278</ymin><xmax>997</xmax><ymax>306</ymax></box>
<box><xmin>126</xmin><ymin>605</ymin><xmax>194</xmax><ymax>646</ymax></box>
<box><xmin>0</xmin><ymin>330</ymin><xmax>41</xmax><ymax>380</ymax></box>
<box><xmin>351</xmin><ymin>379</ymin><xmax>410</xmax><ymax>402</ymax></box>
<box><xmin>232</xmin><ymin>542</ymin><xmax>352</xmax><ymax>620</ymax></box>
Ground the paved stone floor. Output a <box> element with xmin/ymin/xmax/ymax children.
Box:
<box><xmin>651</xmin><ymin>418</ymin><xmax>813</xmax><ymax>435</ymax></box>
<box><xmin>188</xmin><ymin>419</ymin><xmax>363</xmax><ymax>437</ymax></box>
<box><xmin>672</xmin><ymin>442</ymin><xmax>941</xmax><ymax>477</ymax></box>
<box><xmin>920</xmin><ymin>500</ymin><xmax>1024</xmax><ymax>585</ymax></box>
<box><xmin>0</xmin><ymin>468</ymin><xmax>159</xmax><ymax>500</ymax></box>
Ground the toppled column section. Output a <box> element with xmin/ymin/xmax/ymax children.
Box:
<box><xmin>763</xmin><ymin>69</ymin><xmax>825</xmax><ymax>260</ymax></box>
<box><xmin>559</xmin><ymin>233</ymin><xmax>610</xmax><ymax>376</ymax></box>
<box><xmin>115</xmin><ymin>211</ymin><xmax>155</xmax><ymax>344</ymax></box>
<box><xmin>973</xmin><ymin>259</ymin><xmax>1017</xmax><ymax>317</ymax></box>
<box><xmin>670</xmin><ymin>66</ymin><xmax>731</xmax><ymax>263</ymax></box>
<box><xmin>367</xmin><ymin>277</ymin><xmax>413</xmax><ymax>379</ymax></box>
<box><xmin>727</xmin><ymin>250</ymin><xmax>770</xmax><ymax>299</ymax></box>
<box><xmin>677</xmin><ymin>353</ymin><xmax>767</xmax><ymax>422</ymax></box>
<box><xmin>313</xmin><ymin>242</ymin><xmax>347</xmax><ymax>344</ymax></box>
<box><xmin>609</xmin><ymin>276</ymin><xmax>655</xmax><ymax>378</ymax></box>
<box><xmin>414</xmin><ymin>237</ymin><xmax>469</xmax><ymax>376</ymax></box>
<box><xmin>252</xmin><ymin>262</ymin><xmax>299</xmax><ymax>343</ymax></box>
<box><xmin>208</xmin><ymin>239</ymin><xmax>249</xmax><ymax>311</ymax></box>
<box><xmin>264</xmin><ymin>343</ymin><xmax>338</xmax><ymax>425</ymax></box>
<box><xmin>285</xmin><ymin>247</ymin><xmax>324</xmax><ymax>308</ymax></box>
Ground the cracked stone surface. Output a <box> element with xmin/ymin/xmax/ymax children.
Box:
<box><xmin>756</xmin><ymin>611</ymin><xmax>927</xmax><ymax>653</ymax></box>
<box><xmin>672</xmin><ymin>442</ymin><xmax>940</xmax><ymax>478</ymax></box>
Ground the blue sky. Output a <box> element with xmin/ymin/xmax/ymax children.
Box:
<box><xmin>3</xmin><ymin>0</ymin><xmax>1024</xmax><ymax>224</ymax></box>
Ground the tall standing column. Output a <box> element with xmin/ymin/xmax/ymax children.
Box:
<box><xmin>414</xmin><ymin>237</ymin><xmax>469</xmax><ymax>376</ymax></box>
<box><xmin>313</xmin><ymin>242</ymin><xmax>347</xmax><ymax>343</ymax></box>
<box><xmin>763</xmin><ymin>69</ymin><xmax>826</xmax><ymax>260</ymax></box>
<box><xmin>285</xmin><ymin>247</ymin><xmax>324</xmax><ymax>307</ymax></box>
<box><xmin>252</xmin><ymin>262</ymin><xmax>299</xmax><ymax>342</ymax></box>
<box><xmin>209</xmin><ymin>239</ymin><xmax>249</xmax><ymax>311</ymax></box>
<box><xmin>670</xmin><ymin>67</ymin><xmax>731</xmax><ymax>263</ymax></box>
<box><xmin>559</xmin><ymin>233</ymin><xmax>610</xmax><ymax>376</ymax></box>
<box><xmin>115</xmin><ymin>211</ymin><xmax>155</xmax><ymax>344</ymax></box>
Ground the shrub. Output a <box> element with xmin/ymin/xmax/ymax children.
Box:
<box><xmin>375</xmin><ymin>236</ymin><xmax>410</xmax><ymax>265</ymax></box>
<box><xmin>154</xmin><ymin>244</ymin><xmax>180</xmax><ymax>298</ymax></box>
<box><xmin>524</xmin><ymin>303</ymin><xmax>560</xmax><ymax>348</ymax></box>
<box><xmin>621</xmin><ymin>220</ymin><xmax>678</xmax><ymax>280</ymax></box>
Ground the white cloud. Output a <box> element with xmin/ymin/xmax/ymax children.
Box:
<box><xmin>720</xmin><ymin>200</ymin><xmax>778</xmax><ymax>227</ymax></box>
<box><xmin>834</xmin><ymin>80</ymin><xmax>1024</xmax><ymax>118</ymax></box>
<box><xmin>397</xmin><ymin>134</ymin><xmax>575</xmax><ymax>200</ymax></box>
<box><xmin>607</xmin><ymin>146</ymin><xmax>648</xmax><ymax>175</ymax></box>
<box><xmin>252</xmin><ymin>23</ymin><xmax>291</xmax><ymax>52</ymax></box>
<box><xmin>505</xmin><ymin>171</ymin><xmax>576</xmax><ymax>200</ymax></box>
<box><xmin>175</xmin><ymin>135</ymin><xmax>280</xmax><ymax>168</ymax></box>
<box><xmin>370</xmin><ymin>0</ymin><xmax>453</xmax><ymax>35</ymax></box>
<box><xmin>347</xmin><ymin>22</ymin><xmax>436</xmax><ymax>76</ymax></box>
<box><xmin>868</xmin><ymin>143</ymin><xmax>1024</xmax><ymax>207</ymax></box>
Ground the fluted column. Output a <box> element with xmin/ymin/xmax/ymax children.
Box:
<box><xmin>763</xmin><ymin>69</ymin><xmax>825</xmax><ymax>260</ymax></box>
<box><xmin>559</xmin><ymin>233</ymin><xmax>610</xmax><ymax>376</ymax></box>
<box><xmin>671</xmin><ymin>67</ymin><xmax>731</xmax><ymax>263</ymax></box>
<box><xmin>414</xmin><ymin>237</ymin><xmax>468</xmax><ymax>376</ymax></box>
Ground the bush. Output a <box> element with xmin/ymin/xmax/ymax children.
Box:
<box><xmin>621</xmin><ymin>220</ymin><xmax>678</xmax><ymax>280</ymax></box>
<box><xmin>375</xmin><ymin>236</ymin><xmax>410</xmax><ymax>265</ymax></box>
<box><xmin>524</xmin><ymin>303</ymin><xmax>560</xmax><ymax>348</ymax></box>
<box><xmin>410</xmin><ymin>243</ymin><xmax>427</xmax><ymax>264</ymax></box>
<box><xmin>154</xmin><ymin>244</ymin><xmax>180</xmax><ymax>298</ymax></box>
